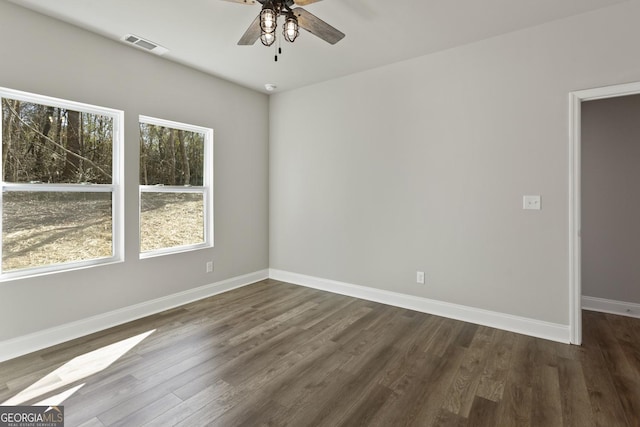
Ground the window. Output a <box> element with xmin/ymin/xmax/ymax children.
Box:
<box><xmin>0</xmin><ymin>87</ymin><xmax>123</xmax><ymax>279</ymax></box>
<box><xmin>139</xmin><ymin>116</ymin><xmax>213</xmax><ymax>256</ymax></box>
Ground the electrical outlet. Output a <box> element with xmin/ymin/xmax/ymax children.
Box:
<box><xmin>523</xmin><ymin>195</ymin><xmax>541</xmax><ymax>210</ymax></box>
<box><xmin>416</xmin><ymin>271</ymin><xmax>425</xmax><ymax>284</ymax></box>
<box><xmin>206</xmin><ymin>261</ymin><xmax>213</xmax><ymax>273</ymax></box>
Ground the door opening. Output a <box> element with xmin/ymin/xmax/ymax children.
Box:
<box><xmin>569</xmin><ymin>81</ymin><xmax>640</xmax><ymax>345</ymax></box>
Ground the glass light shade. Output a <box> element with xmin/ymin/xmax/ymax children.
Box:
<box><xmin>260</xmin><ymin>7</ymin><xmax>277</xmax><ymax>33</ymax></box>
<box><xmin>283</xmin><ymin>15</ymin><xmax>299</xmax><ymax>43</ymax></box>
<box><xmin>260</xmin><ymin>31</ymin><xmax>275</xmax><ymax>46</ymax></box>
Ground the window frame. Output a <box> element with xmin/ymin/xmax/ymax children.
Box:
<box><xmin>0</xmin><ymin>87</ymin><xmax>124</xmax><ymax>280</ymax></box>
<box><xmin>138</xmin><ymin>115</ymin><xmax>213</xmax><ymax>258</ymax></box>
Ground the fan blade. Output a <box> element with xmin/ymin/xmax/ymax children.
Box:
<box><xmin>220</xmin><ymin>0</ymin><xmax>257</xmax><ymax>5</ymax></box>
<box><xmin>294</xmin><ymin>0</ymin><xmax>323</xmax><ymax>5</ymax></box>
<box><xmin>293</xmin><ymin>8</ymin><xmax>345</xmax><ymax>45</ymax></box>
<box><xmin>238</xmin><ymin>15</ymin><xmax>261</xmax><ymax>45</ymax></box>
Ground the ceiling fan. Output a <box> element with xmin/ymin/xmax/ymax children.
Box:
<box><xmin>221</xmin><ymin>0</ymin><xmax>345</xmax><ymax>47</ymax></box>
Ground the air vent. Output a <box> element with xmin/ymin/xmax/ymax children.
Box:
<box><xmin>122</xmin><ymin>34</ymin><xmax>168</xmax><ymax>56</ymax></box>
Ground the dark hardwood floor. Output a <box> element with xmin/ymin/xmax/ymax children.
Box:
<box><xmin>1</xmin><ymin>279</ymin><xmax>639</xmax><ymax>426</ymax></box>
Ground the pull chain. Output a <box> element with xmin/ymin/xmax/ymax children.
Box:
<box><xmin>274</xmin><ymin>28</ymin><xmax>282</xmax><ymax>61</ymax></box>
<box><xmin>272</xmin><ymin>13</ymin><xmax>286</xmax><ymax>62</ymax></box>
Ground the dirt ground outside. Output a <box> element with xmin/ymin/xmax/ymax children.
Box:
<box><xmin>2</xmin><ymin>192</ymin><xmax>203</xmax><ymax>272</ymax></box>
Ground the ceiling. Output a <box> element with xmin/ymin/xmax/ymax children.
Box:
<box><xmin>8</xmin><ymin>0</ymin><xmax>629</xmax><ymax>93</ymax></box>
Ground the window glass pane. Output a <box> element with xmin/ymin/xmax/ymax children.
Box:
<box><xmin>139</xmin><ymin>123</ymin><xmax>204</xmax><ymax>186</ymax></box>
<box><xmin>140</xmin><ymin>192</ymin><xmax>204</xmax><ymax>252</ymax></box>
<box><xmin>2</xmin><ymin>192</ymin><xmax>113</xmax><ymax>272</ymax></box>
<box><xmin>1</xmin><ymin>98</ymin><xmax>113</xmax><ymax>184</ymax></box>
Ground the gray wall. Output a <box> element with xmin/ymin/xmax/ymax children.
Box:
<box><xmin>582</xmin><ymin>95</ymin><xmax>640</xmax><ymax>304</ymax></box>
<box><xmin>0</xmin><ymin>1</ymin><xmax>269</xmax><ymax>341</ymax></box>
<box><xmin>270</xmin><ymin>0</ymin><xmax>640</xmax><ymax>325</ymax></box>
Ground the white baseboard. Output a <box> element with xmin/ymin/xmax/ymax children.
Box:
<box><xmin>582</xmin><ymin>295</ymin><xmax>640</xmax><ymax>319</ymax></box>
<box><xmin>1</xmin><ymin>267</ymin><xmax>574</xmax><ymax>363</ymax></box>
<box><xmin>0</xmin><ymin>269</ymin><xmax>269</xmax><ymax>363</ymax></box>
<box><xmin>269</xmin><ymin>269</ymin><xmax>571</xmax><ymax>344</ymax></box>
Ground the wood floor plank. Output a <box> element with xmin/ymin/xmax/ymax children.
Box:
<box><xmin>579</xmin><ymin>343</ymin><xmax>630</xmax><ymax>427</ymax></box>
<box><xmin>432</xmin><ymin>408</ymin><xmax>467</xmax><ymax>427</ymax></box>
<box><xmin>302</xmin><ymin>344</ymin><xmax>399</xmax><ymax>426</ymax></box>
<box><xmin>329</xmin><ymin>303</ymin><xmax>393</xmax><ymax>345</ymax></box>
<box><xmin>64</xmin><ymin>375</ymin><xmax>142</xmax><ymax>426</ymax></box>
<box><xmin>609</xmin><ymin>373</ymin><xmax>640</xmax><ymax>427</ymax></box>
<box><xmin>495</xmin><ymin>382</ymin><xmax>532</xmax><ymax>427</ymax></box>
<box><xmin>169</xmin><ymin>327</ymin><xmax>300</xmax><ymax>401</ymax></box>
<box><xmin>297</xmin><ymin>294</ymin><xmax>356</xmax><ymax>330</ymax></box>
<box><xmin>442</xmin><ymin>326</ymin><xmax>494</xmax><ymax>417</ymax></box>
<box><xmin>376</xmin><ymin>313</ymin><xmax>438</xmax><ymax>388</ymax></box>
<box><xmin>370</xmin><ymin>347</ymin><xmax>466</xmax><ymax>426</ymax></box>
<box><xmin>467</xmin><ymin>396</ymin><xmax>500</xmax><ymax>427</ymax></box>
<box><xmin>452</xmin><ymin>322</ymin><xmax>480</xmax><ymax>349</ymax></box>
<box><xmin>220</xmin><ymin>337</ymin><xmax>307</xmax><ymax>391</ymax></box>
<box><xmin>198</xmin><ymin>395</ymin><xmax>285</xmax><ymax>427</ymax></box>
<box><xmin>475</xmin><ymin>329</ymin><xmax>516</xmax><ymax>402</ymax></box>
<box><xmin>223</xmin><ymin>301</ymin><xmax>318</xmax><ymax>347</ymax></box>
<box><xmin>76</xmin><ymin>417</ymin><xmax>106</xmax><ymax>427</ymax></box>
<box><xmin>591</xmin><ymin>314</ymin><xmax>637</xmax><ymax>381</ymax></box>
<box><xmin>335</xmin><ymin>383</ymin><xmax>395</xmax><ymax>427</ymax></box>
<box><xmin>484</xmin><ymin>334</ymin><xmax>534</xmax><ymax>427</ymax></box>
<box><xmin>425</xmin><ymin>317</ymin><xmax>466</xmax><ymax>358</ymax></box>
<box><xmin>2</xmin><ymin>280</ymin><xmax>640</xmax><ymax>427</ymax></box>
<box><xmin>264</xmin><ymin>368</ymin><xmax>353</xmax><ymax>426</ymax></box>
<box><xmin>340</xmin><ymin>309</ymin><xmax>421</xmax><ymax>373</ymax></box>
<box><xmin>531</xmin><ymin>365</ymin><xmax>563</xmax><ymax>427</ymax></box>
<box><xmin>267</xmin><ymin>343</ymin><xmax>351</xmax><ymax>408</ymax></box>
<box><xmin>141</xmin><ymin>380</ymin><xmax>235</xmax><ymax>427</ymax></box>
<box><xmin>605</xmin><ymin>314</ymin><xmax>640</xmax><ymax>380</ymax></box>
<box><xmin>557</xmin><ymin>356</ymin><xmax>595</xmax><ymax>427</ymax></box>
<box><xmin>305</xmin><ymin>298</ymin><xmax>373</xmax><ymax>335</ymax></box>
<box><xmin>104</xmin><ymin>392</ymin><xmax>182</xmax><ymax>427</ymax></box>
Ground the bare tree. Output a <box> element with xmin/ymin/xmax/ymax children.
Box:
<box><xmin>31</xmin><ymin>105</ymin><xmax>54</xmax><ymax>180</ymax></box>
<box><xmin>168</xmin><ymin>129</ymin><xmax>176</xmax><ymax>185</ymax></box>
<box><xmin>63</xmin><ymin>110</ymin><xmax>81</xmax><ymax>181</ymax></box>
<box><xmin>140</xmin><ymin>123</ymin><xmax>149</xmax><ymax>185</ymax></box>
<box><xmin>1</xmin><ymin>99</ymin><xmax>19</xmax><ymax>181</ymax></box>
<box><xmin>178</xmin><ymin>130</ymin><xmax>190</xmax><ymax>185</ymax></box>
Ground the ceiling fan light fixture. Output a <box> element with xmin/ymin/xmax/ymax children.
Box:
<box><xmin>260</xmin><ymin>4</ymin><xmax>277</xmax><ymax>34</ymax></box>
<box><xmin>260</xmin><ymin>31</ymin><xmax>276</xmax><ymax>46</ymax></box>
<box><xmin>283</xmin><ymin>13</ymin><xmax>299</xmax><ymax>43</ymax></box>
<box><xmin>231</xmin><ymin>0</ymin><xmax>345</xmax><ymax>49</ymax></box>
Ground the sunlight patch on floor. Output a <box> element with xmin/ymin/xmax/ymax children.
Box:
<box><xmin>33</xmin><ymin>383</ymin><xmax>85</xmax><ymax>407</ymax></box>
<box><xmin>2</xmin><ymin>329</ymin><xmax>155</xmax><ymax>406</ymax></box>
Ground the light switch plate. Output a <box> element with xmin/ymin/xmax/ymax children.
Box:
<box><xmin>523</xmin><ymin>195</ymin><xmax>541</xmax><ymax>210</ymax></box>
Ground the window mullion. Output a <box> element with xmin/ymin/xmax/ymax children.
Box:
<box><xmin>139</xmin><ymin>185</ymin><xmax>205</xmax><ymax>194</ymax></box>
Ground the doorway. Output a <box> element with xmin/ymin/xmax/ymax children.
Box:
<box><xmin>569</xmin><ymin>81</ymin><xmax>640</xmax><ymax>345</ymax></box>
